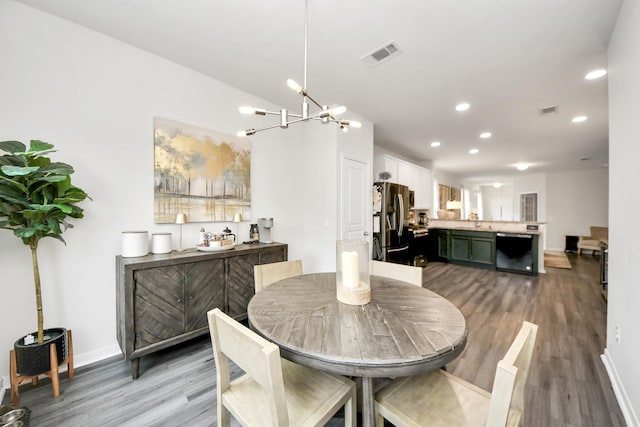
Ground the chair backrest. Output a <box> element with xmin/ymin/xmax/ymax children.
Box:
<box><xmin>590</xmin><ymin>226</ymin><xmax>608</xmax><ymax>240</ymax></box>
<box><xmin>254</xmin><ymin>259</ymin><xmax>303</xmax><ymax>292</ymax></box>
<box><xmin>486</xmin><ymin>321</ymin><xmax>538</xmax><ymax>427</ymax></box>
<box><xmin>208</xmin><ymin>308</ymin><xmax>289</xmax><ymax>425</ymax></box>
<box><xmin>370</xmin><ymin>260</ymin><xmax>423</xmax><ymax>287</ymax></box>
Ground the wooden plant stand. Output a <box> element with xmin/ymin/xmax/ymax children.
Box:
<box><xmin>9</xmin><ymin>329</ymin><xmax>74</xmax><ymax>405</ymax></box>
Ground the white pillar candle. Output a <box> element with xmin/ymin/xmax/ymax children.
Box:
<box><xmin>342</xmin><ymin>250</ymin><xmax>360</xmax><ymax>288</ymax></box>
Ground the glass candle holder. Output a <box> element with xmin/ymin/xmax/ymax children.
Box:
<box><xmin>336</xmin><ymin>240</ymin><xmax>371</xmax><ymax>305</ymax></box>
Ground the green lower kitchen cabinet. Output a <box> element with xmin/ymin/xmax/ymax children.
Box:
<box><xmin>436</xmin><ymin>229</ymin><xmax>449</xmax><ymax>259</ymax></box>
<box><xmin>431</xmin><ymin>229</ymin><xmax>494</xmax><ymax>269</ymax></box>
<box><xmin>450</xmin><ymin>230</ymin><xmax>495</xmax><ymax>266</ymax></box>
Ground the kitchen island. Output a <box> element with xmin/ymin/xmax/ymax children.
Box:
<box><xmin>428</xmin><ymin>219</ymin><xmax>544</xmax><ymax>275</ymax></box>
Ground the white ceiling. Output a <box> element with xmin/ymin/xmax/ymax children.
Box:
<box><xmin>16</xmin><ymin>0</ymin><xmax>622</xmax><ymax>182</ymax></box>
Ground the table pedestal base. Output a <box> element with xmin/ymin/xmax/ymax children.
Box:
<box><xmin>362</xmin><ymin>376</ymin><xmax>374</xmax><ymax>427</ymax></box>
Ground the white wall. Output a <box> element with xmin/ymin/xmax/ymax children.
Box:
<box><xmin>605</xmin><ymin>0</ymin><xmax>640</xmax><ymax>424</ymax></box>
<box><xmin>0</xmin><ymin>0</ymin><xmax>373</xmax><ymax>387</ymax></box>
<box><xmin>545</xmin><ymin>168</ymin><xmax>608</xmax><ymax>250</ymax></box>
<box><xmin>480</xmin><ymin>184</ymin><xmax>514</xmax><ymax>221</ymax></box>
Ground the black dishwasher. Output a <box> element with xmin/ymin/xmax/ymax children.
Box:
<box><xmin>495</xmin><ymin>233</ymin><xmax>534</xmax><ymax>275</ymax></box>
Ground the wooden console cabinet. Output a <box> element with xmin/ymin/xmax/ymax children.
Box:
<box><xmin>116</xmin><ymin>243</ymin><xmax>287</xmax><ymax>378</ymax></box>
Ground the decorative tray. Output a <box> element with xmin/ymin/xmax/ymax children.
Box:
<box><xmin>196</xmin><ymin>243</ymin><xmax>236</xmax><ymax>252</ymax></box>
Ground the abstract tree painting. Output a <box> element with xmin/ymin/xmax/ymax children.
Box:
<box><xmin>154</xmin><ymin>117</ymin><xmax>251</xmax><ymax>223</ymax></box>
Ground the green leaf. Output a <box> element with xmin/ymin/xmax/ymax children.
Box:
<box><xmin>15</xmin><ymin>227</ymin><xmax>37</xmax><ymax>238</ymax></box>
<box><xmin>37</xmin><ymin>175</ymin><xmax>68</xmax><ymax>183</ymax></box>
<box><xmin>40</xmin><ymin>162</ymin><xmax>74</xmax><ymax>176</ymax></box>
<box><xmin>46</xmin><ymin>217</ymin><xmax>62</xmax><ymax>234</ymax></box>
<box><xmin>48</xmin><ymin>234</ymin><xmax>67</xmax><ymax>245</ymax></box>
<box><xmin>1</xmin><ymin>165</ymin><xmax>39</xmax><ymax>176</ymax></box>
<box><xmin>0</xmin><ymin>177</ymin><xmax>28</xmax><ymax>194</ymax></box>
<box><xmin>67</xmin><ymin>206</ymin><xmax>84</xmax><ymax>218</ymax></box>
<box><xmin>0</xmin><ymin>193</ymin><xmax>30</xmax><ymax>208</ymax></box>
<box><xmin>30</xmin><ymin>156</ymin><xmax>51</xmax><ymax>168</ymax></box>
<box><xmin>0</xmin><ymin>182</ymin><xmax>27</xmax><ymax>198</ymax></box>
<box><xmin>28</xmin><ymin>140</ymin><xmax>55</xmax><ymax>153</ymax></box>
<box><xmin>0</xmin><ymin>141</ymin><xmax>26</xmax><ymax>155</ymax></box>
<box><xmin>55</xmin><ymin>204</ymin><xmax>73</xmax><ymax>214</ymax></box>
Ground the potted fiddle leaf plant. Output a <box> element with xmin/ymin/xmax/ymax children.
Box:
<box><xmin>0</xmin><ymin>139</ymin><xmax>90</xmax><ymax>377</ymax></box>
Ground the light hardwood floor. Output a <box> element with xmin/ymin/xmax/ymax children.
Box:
<box><xmin>2</xmin><ymin>253</ymin><xmax>625</xmax><ymax>426</ymax></box>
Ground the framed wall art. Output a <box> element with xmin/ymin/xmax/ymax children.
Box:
<box><xmin>154</xmin><ymin>117</ymin><xmax>251</xmax><ymax>223</ymax></box>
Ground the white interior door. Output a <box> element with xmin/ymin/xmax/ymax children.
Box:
<box><xmin>341</xmin><ymin>157</ymin><xmax>370</xmax><ymax>242</ymax></box>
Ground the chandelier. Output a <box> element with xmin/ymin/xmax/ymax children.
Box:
<box><xmin>236</xmin><ymin>0</ymin><xmax>361</xmax><ymax>137</ymax></box>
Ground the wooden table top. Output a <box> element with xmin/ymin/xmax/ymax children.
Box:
<box><xmin>247</xmin><ymin>272</ymin><xmax>468</xmax><ymax>378</ymax></box>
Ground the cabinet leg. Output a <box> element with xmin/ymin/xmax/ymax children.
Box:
<box><xmin>131</xmin><ymin>358</ymin><xmax>140</xmax><ymax>379</ymax></box>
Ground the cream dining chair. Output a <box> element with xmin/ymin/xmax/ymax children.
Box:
<box><xmin>375</xmin><ymin>321</ymin><xmax>538</xmax><ymax>427</ymax></box>
<box><xmin>207</xmin><ymin>308</ymin><xmax>356</xmax><ymax>427</ymax></box>
<box><xmin>370</xmin><ymin>260</ymin><xmax>423</xmax><ymax>287</ymax></box>
<box><xmin>253</xmin><ymin>259</ymin><xmax>303</xmax><ymax>292</ymax></box>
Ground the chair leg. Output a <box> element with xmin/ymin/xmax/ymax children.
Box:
<box><xmin>344</xmin><ymin>387</ymin><xmax>356</xmax><ymax>427</ymax></box>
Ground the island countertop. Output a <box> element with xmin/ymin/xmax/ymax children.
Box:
<box><xmin>426</xmin><ymin>219</ymin><xmax>544</xmax><ymax>234</ymax></box>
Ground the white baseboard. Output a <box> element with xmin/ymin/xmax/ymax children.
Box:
<box><xmin>1</xmin><ymin>344</ymin><xmax>122</xmax><ymax>391</ymax></box>
<box><xmin>73</xmin><ymin>344</ymin><xmax>122</xmax><ymax>369</ymax></box>
<box><xmin>602</xmin><ymin>349</ymin><xmax>639</xmax><ymax>427</ymax></box>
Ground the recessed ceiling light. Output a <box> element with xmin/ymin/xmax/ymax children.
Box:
<box><xmin>469</xmin><ymin>148</ymin><xmax>479</xmax><ymax>154</ymax></box>
<box><xmin>455</xmin><ymin>102</ymin><xmax>470</xmax><ymax>112</ymax></box>
<box><xmin>585</xmin><ymin>69</ymin><xmax>607</xmax><ymax>80</ymax></box>
<box><xmin>516</xmin><ymin>163</ymin><xmax>529</xmax><ymax>171</ymax></box>
<box><xmin>480</xmin><ymin>132</ymin><xmax>492</xmax><ymax>139</ymax></box>
<box><xmin>493</xmin><ymin>183</ymin><xmax>502</xmax><ymax>188</ymax></box>
<box><xmin>430</xmin><ymin>141</ymin><xmax>441</xmax><ymax>147</ymax></box>
<box><xmin>572</xmin><ymin>115</ymin><xmax>587</xmax><ymax>123</ymax></box>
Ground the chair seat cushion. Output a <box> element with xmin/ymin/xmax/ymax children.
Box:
<box><xmin>578</xmin><ymin>239</ymin><xmax>601</xmax><ymax>250</ymax></box>
<box><xmin>376</xmin><ymin>369</ymin><xmax>521</xmax><ymax>427</ymax></box>
<box><xmin>224</xmin><ymin>358</ymin><xmax>353</xmax><ymax>427</ymax></box>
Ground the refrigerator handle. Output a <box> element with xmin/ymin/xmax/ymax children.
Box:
<box><xmin>398</xmin><ymin>194</ymin><xmax>404</xmax><ymax>236</ymax></box>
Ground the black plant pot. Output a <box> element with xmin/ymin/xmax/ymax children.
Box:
<box><xmin>14</xmin><ymin>328</ymin><xmax>68</xmax><ymax>376</ymax></box>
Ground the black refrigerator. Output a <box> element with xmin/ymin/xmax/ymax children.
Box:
<box><xmin>372</xmin><ymin>181</ymin><xmax>411</xmax><ymax>263</ymax></box>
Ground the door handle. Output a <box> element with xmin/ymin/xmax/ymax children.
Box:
<box><xmin>363</xmin><ymin>231</ymin><xmax>369</xmax><ymax>237</ymax></box>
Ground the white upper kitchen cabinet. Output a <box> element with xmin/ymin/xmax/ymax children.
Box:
<box><xmin>413</xmin><ymin>167</ymin><xmax>433</xmax><ymax>210</ymax></box>
<box><xmin>374</xmin><ymin>154</ymin><xmax>433</xmax><ymax>210</ymax></box>
<box><xmin>397</xmin><ymin>161</ymin><xmax>414</xmax><ymax>188</ymax></box>
<box><xmin>374</xmin><ymin>155</ymin><xmax>399</xmax><ymax>182</ymax></box>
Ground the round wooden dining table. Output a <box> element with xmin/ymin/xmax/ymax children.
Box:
<box><xmin>247</xmin><ymin>272</ymin><xmax>468</xmax><ymax>427</ymax></box>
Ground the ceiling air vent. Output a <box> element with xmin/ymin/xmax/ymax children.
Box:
<box><xmin>361</xmin><ymin>41</ymin><xmax>402</xmax><ymax>66</ymax></box>
<box><xmin>539</xmin><ymin>105</ymin><xmax>558</xmax><ymax>115</ymax></box>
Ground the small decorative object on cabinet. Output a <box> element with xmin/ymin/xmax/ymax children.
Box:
<box><xmin>0</xmin><ymin>140</ymin><xmax>89</xmax><ymax>403</ymax></box>
<box><xmin>116</xmin><ymin>242</ymin><xmax>287</xmax><ymax>379</ymax></box>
